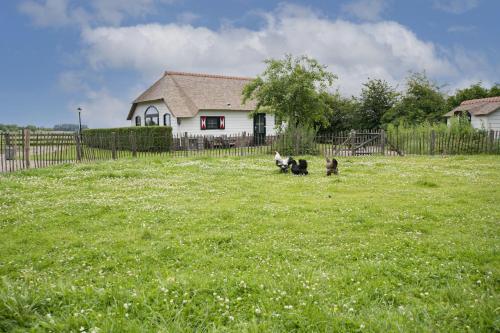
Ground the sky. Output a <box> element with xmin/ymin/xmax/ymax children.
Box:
<box><xmin>0</xmin><ymin>0</ymin><xmax>499</xmax><ymax>128</ymax></box>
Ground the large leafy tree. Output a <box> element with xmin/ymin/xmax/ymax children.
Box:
<box><xmin>318</xmin><ymin>92</ymin><xmax>360</xmax><ymax>132</ymax></box>
<box><xmin>242</xmin><ymin>55</ymin><xmax>337</xmax><ymax>128</ymax></box>
<box><xmin>446</xmin><ymin>83</ymin><xmax>490</xmax><ymax>110</ymax></box>
<box><xmin>357</xmin><ymin>78</ymin><xmax>398</xmax><ymax>129</ymax></box>
<box><xmin>446</xmin><ymin>82</ymin><xmax>500</xmax><ymax>111</ymax></box>
<box><xmin>382</xmin><ymin>72</ymin><xmax>447</xmax><ymax>125</ymax></box>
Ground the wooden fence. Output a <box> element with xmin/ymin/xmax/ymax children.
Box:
<box><xmin>1</xmin><ymin>129</ymin><xmax>499</xmax><ymax>173</ymax></box>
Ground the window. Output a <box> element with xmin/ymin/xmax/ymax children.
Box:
<box><xmin>144</xmin><ymin>106</ymin><xmax>159</xmax><ymax>126</ymax></box>
<box><xmin>163</xmin><ymin>113</ymin><xmax>171</xmax><ymax>126</ymax></box>
<box><xmin>135</xmin><ymin>116</ymin><xmax>141</xmax><ymax>126</ymax></box>
<box><xmin>200</xmin><ymin>116</ymin><xmax>225</xmax><ymax>130</ymax></box>
<box><xmin>454</xmin><ymin>111</ymin><xmax>472</xmax><ymax>123</ymax></box>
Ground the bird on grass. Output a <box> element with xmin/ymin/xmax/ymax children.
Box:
<box><xmin>325</xmin><ymin>157</ymin><xmax>339</xmax><ymax>176</ymax></box>
<box><xmin>274</xmin><ymin>151</ymin><xmax>290</xmax><ymax>173</ymax></box>
<box><xmin>288</xmin><ymin>158</ymin><xmax>308</xmax><ymax>175</ymax></box>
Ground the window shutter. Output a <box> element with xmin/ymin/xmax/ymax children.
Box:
<box><xmin>200</xmin><ymin>116</ymin><xmax>206</xmax><ymax>130</ymax></box>
<box><xmin>219</xmin><ymin>116</ymin><xmax>225</xmax><ymax>129</ymax></box>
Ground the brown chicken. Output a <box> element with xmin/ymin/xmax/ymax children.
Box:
<box><xmin>325</xmin><ymin>157</ymin><xmax>338</xmax><ymax>176</ymax></box>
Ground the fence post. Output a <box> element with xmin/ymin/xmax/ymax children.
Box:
<box><xmin>350</xmin><ymin>130</ymin><xmax>356</xmax><ymax>156</ymax></box>
<box><xmin>488</xmin><ymin>130</ymin><xmax>495</xmax><ymax>154</ymax></box>
<box><xmin>380</xmin><ymin>129</ymin><xmax>386</xmax><ymax>155</ymax></box>
<box><xmin>430</xmin><ymin>130</ymin><xmax>436</xmax><ymax>155</ymax></box>
<box><xmin>130</xmin><ymin>132</ymin><xmax>137</xmax><ymax>157</ymax></box>
<box><xmin>23</xmin><ymin>129</ymin><xmax>30</xmax><ymax>169</ymax></box>
<box><xmin>111</xmin><ymin>132</ymin><xmax>117</xmax><ymax>160</ymax></box>
<box><xmin>74</xmin><ymin>133</ymin><xmax>82</xmax><ymax>161</ymax></box>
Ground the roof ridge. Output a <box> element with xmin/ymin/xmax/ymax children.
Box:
<box><xmin>461</xmin><ymin>96</ymin><xmax>500</xmax><ymax>105</ymax></box>
<box><xmin>164</xmin><ymin>70</ymin><xmax>254</xmax><ymax>81</ymax></box>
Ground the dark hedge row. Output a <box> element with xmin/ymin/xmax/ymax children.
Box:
<box><xmin>82</xmin><ymin>127</ymin><xmax>173</xmax><ymax>152</ymax></box>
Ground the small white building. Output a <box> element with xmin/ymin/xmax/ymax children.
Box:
<box><xmin>444</xmin><ymin>96</ymin><xmax>500</xmax><ymax>131</ymax></box>
<box><xmin>127</xmin><ymin>71</ymin><xmax>277</xmax><ymax>139</ymax></box>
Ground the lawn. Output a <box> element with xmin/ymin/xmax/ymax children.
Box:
<box><xmin>0</xmin><ymin>155</ymin><xmax>498</xmax><ymax>332</ymax></box>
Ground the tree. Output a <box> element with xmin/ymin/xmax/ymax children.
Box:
<box><xmin>53</xmin><ymin>124</ymin><xmax>88</xmax><ymax>131</ymax></box>
<box><xmin>446</xmin><ymin>82</ymin><xmax>489</xmax><ymax>110</ymax></box>
<box><xmin>242</xmin><ymin>54</ymin><xmax>337</xmax><ymax>128</ymax></box>
<box><xmin>488</xmin><ymin>83</ymin><xmax>500</xmax><ymax>97</ymax></box>
<box><xmin>382</xmin><ymin>72</ymin><xmax>447</xmax><ymax>125</ymax></box>
<box><xmin>357</xmin><ymin>78</ymin><xmax>398</xmax><ymax>129</ymax></box>
<box><xmin>318</xmin><ymin>92</ymin><xmax>360</xmax><ymax>132</ymax></box>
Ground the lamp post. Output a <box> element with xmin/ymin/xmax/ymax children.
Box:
<box><xmin>77</xmin><ymin>107</ymin><xmax>82</xmax><ymax>137</ymax></box>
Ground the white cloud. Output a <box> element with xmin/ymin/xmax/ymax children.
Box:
<box><xmin>433</xmin><ymin>0</ymin><xmax>479</xmax><ymax>14</ymax></box>
<box><xmin>58</xmin><ymin>71</ymin><xmax>90</xmax><ymax>93</ymax></box>
<box><xmin>19</xmin><ymin>0</ymin><xmax>70</xmax><ymax>27</ymax></box>
<box><xmin>341</xmin><ymin>0</ymin><xmax>389</xmax><ymax>21</ymax></box>
<box><xmin>19</xmin><ymin>0</ymin><xmax>176</xmax><ymax>27</ymax></box>
<box><xmin>72</xmin><ymin>89</ymin><xmax>130</xmax><ymax>128</ymax></box>
<box><xmin>81</xmin><ymin>5</ymin><xmax>455</xmax><ymax>96</ymax></box>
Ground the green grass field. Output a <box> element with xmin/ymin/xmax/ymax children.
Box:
<box><xmin>0</xmin><ymin>155</ymin><xmax>499</xmax><ymax>332</ymax></box>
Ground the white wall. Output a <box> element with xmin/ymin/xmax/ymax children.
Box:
<box><xmin>471</xmin><ymin>114</ymin><xmax>488</xmax><ymax>130</ymax></box>
<box><xmin>178</xmin><ymin>111</ymin><xmax>277</xmax><ymax>136</ymax></box>
<box><xmin>130</xmin><ymin>101</ymin><xmax>179</xmax><ymax>133</ymax></box>
<box><xmin>447</xmin><ymin>114</ymin><xmax>488</xmax><ymax>130</ymax></box>
<box><xmin>487</xmin><ymin>110</ymin><xmax>500</xmax><ymax>131</ymax></box>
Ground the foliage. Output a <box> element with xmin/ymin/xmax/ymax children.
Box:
<box><xmin>53</xmin><ymin>124</ymin><xmax>88</xmax><ymax>132</ymax></box>
<box><xmin>385</xmin><ymin>121</ymin><xmax>497</xmax><ymax>154</ymax></box>
<box><xmin>82</xmin><ymin>126</ymin><xmax>173</xmax><ymax>152</ymax></box>
<box><xmin>382</xmin><ymin>72</ymin><xmax>447</xmax><ymax>126</ymax></box>
<box><xmin>446</xmin><ymin>83</ymin><xmax>489</xmax><ymax>110</ymax></box>
<box><xmin>0</xmin><ymin>155</ymin><xmax>498</xmax><ymax>331</ymax></box>
<box><xmin>0</xmin><ymin>124</ymin><xmax>50</xmax><ymax>132</ymax></box>
<box><xmin>357</xmin><ymin>78</ymin><xmax>399</xmax><ymax>129</ymax></box>
<box><xmin>274</xmin><ymin>124</ymin><xmax>318</xmax><ymax>155</ymax></box>
<box><xmin>242</xmin><ymin>54</ymin><xmax>337</xmax><ymax>127</ymax></box>
<box><xmin>318</xmin><ymin>93</ymin><xmax>360</xmax><ymax>132</ymax></box>
<box><xmin>446</xmin><ymin>82</ymin><xmax>500</xmax><ymax>110</ymax></box>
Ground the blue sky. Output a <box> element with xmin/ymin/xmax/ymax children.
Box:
<box><xmin>1</xmin><ymin>0</ymin><xmax>499</xmax><ymax>128</ymax></box>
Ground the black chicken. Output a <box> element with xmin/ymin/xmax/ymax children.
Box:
<box><xmin>288</xmin><ymin>158</ymin><xmax>308</xmax><ymax>175</ymax></box>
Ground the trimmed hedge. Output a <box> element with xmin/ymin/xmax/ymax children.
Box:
<box><xmin>82</xmin><ymin>127</ymin><xmax>173</xmax><ymax>152</ymax></box>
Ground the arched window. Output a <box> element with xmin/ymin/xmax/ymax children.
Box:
<box><xmin>144</xmin><ymin>106</ymin><xmax>159</xmax><ymax>126</ymax></box>
<box><xmin>135</xmin><ymin>116</ymin><xmax>141</xmax><ymax>126</ymax></box>
<box><xmin>163</xmin><ymin>113</ymin><xmax>171</xmax><ymax>126</ymax></box>
<box><xmin>466</xmin><ymin>111</ymin><xmax>472</xmax><ymax>123</ymax></box>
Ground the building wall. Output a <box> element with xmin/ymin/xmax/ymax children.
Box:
<box><xmin>130</xmin><ymin>103</ymin><xmax>277</xmax><ymax>136</ymax></box>
<box><xmin>447</xmin><ymin>114</ymin><xmax>489</xmax><ymax>130</ymax></box>
<box><xmin>487</xmin><ymin>110</ymin><xmax>500</xmax><ymax>131</ymax></box>
<box><xmin>471</xmin><ymin>114</ymin><xmax>488</xmax><ymax>130</ymax></box>
<box><xmin>130</xmin><ymin>101</ymin><xmax>179</xmax><ymax>133</ymax></box>
<box><xmin>177</xmin><ymin>110</ymin><xmax>276</xmax><ymax>136</ymax></box>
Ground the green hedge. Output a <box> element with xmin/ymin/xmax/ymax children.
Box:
<box><xmin>82</xmin><ymin>127</ymin><xmax>173</xmax><ymax>152</ymax></box>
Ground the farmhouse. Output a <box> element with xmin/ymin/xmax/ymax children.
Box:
<box><xmin>444</xmin><ymin>96</ymin><xmax>500</xmax><ymax>131</ymax></box>
<box><xmin>127</xmin><ymin>71</ymin><xmax>277</xmax><ymax>139</ymax></box>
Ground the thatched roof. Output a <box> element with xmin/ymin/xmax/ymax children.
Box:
<box><xmin>127</xmin><ymin>71</ymin><xmax>256</xmax><ymax>120</ymax></box>
<box><xmin>444</xmin><ymin>96</ymin><xmax>500</xmax><ymax>117</ymax></box>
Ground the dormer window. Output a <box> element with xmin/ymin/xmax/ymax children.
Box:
<box><xmin>144</xmin><ymin>106</ymin><xmax>159</xmax><ymax>126</ymax></box>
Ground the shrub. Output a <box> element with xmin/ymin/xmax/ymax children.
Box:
<box><xmin>82</xmin><ymin>127</ymin><xmax>173</xmax><ymax>152</ymax></box>
<box><xmin>274</xmin><ymin>124</ymin><xmax>318</xmax><ymax>155</ymax></box>
<box><xmin>385</xmin><ymin>121</ymin><xmax>495</xmax><ymax>155</ymax></box>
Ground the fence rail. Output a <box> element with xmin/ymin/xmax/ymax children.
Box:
<box><xmin>1</xmin><ymin>129</ymin><xmax>499</xmax><ymax>173</ymax></box>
